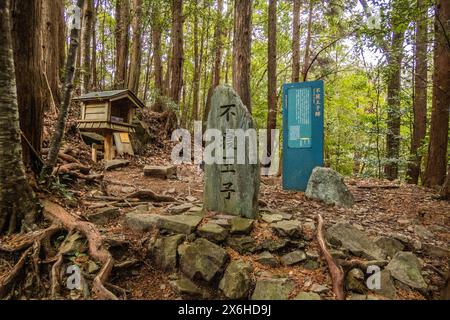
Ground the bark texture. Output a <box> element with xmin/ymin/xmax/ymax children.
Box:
<box><xmin>232</xmin><ymin>0</ymin><xmax>253</xmax><ymax>112</ymax></box>
<box><xmin>128</xmin><ymin>0</ymin><xmax>143</xmax><ymax>94</ymax></box>
<box><xmin>424</xmin><ymin>0</ymin><xmax>450</xmax><ymax>187</ymax></box>
<box><xmin>0</xmin><ymin>0</ymin><xmax>38</xmax><ymax>234</ymax></box>
<box><xmin>114</xmin><ymin>0</ymin><xmax>130</xmax><ymax>89</ymax></box>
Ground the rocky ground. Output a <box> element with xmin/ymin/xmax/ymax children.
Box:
<box><xmin>50</xmin><ymin>153</ymin><xmax>449</xmax><ymax>301</ymax></box>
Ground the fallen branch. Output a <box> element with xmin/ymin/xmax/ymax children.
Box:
<box><xmin>357</xmin><ymin>185</ymin><xmax>400</xmax><ymax>190</ymax></box>
<box><xmin>52</xmin><ymin>163</ymin><xmax>91</xmax><ymax>176</ymax></box>
<box><xmin>43</xmin><ymin>199</ymin><xmax>118</xmax><ymax>300</ymax></box>
<box><xmin>41</xmin><ymin>148</ymin><xmax>82</xmax><ymax>165</ymax></box>
<box><xmin>317</xmin><ymin>214</ymin><xmax>345</xmax><ymax>300</ymax></box>
<box><xmin>125</xmin><ymin>190</ymin><xmax>177</xmax><ymax>203</ymax></box>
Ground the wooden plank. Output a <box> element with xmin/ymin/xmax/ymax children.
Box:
<box><xmin>104</xmin><ymin>134</ymin><xmax>114</xmax><ymax>161</ymax></box>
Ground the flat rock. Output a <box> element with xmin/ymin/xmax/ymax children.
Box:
<box><xmin>256</xmin><ymin>251</ymin><xmax>279</xmax><ymax>267</ymax></box>
<box><xmin>197</xmin><ymin>222</ymin><xmax>228</xmax><ymax>242</ymax></box>
<box><xmin>87</xmin><ymin>207</ymin><xmax>120</xmax><ymax>225</ymax></box>
<box><xmin>158</xmin><ymin>215</ymin><xmax>203</xmax><ymax>234</ymax></box>
<box><xmin>310</xmin><ymin>284</ymin><xmax>328</xmax><ymax>294</ymax></box>
<box><xmin>230</xmin><ymin>217</ymin><xmax>254</xmax><ymax>235</ymax></box>
<box><xmin>327</xmin><ymin>222</ymin><xmax>386</xmax><ymax>260</ymax></box>
<box><xmin>125</xmin><ymin>212</ymin><xmax>160</xmax><ymax>232</ymax></box>
<box><xmin>280</xmin><ymin>250</ymin><xmax>307</xmax><ymax>266</ymax></box>
<box><xmin>305</xmin><ymin>167</ymin><xmax>354</xmax><ymax>208</ymax></box>
<box><xmin>170</xmin><ymin>277</ymin><xmax>203</xmax><ymax>298</ymax></box>
<box><xmin>386</xmin><ymin>252</ymin><xmax>427</xmax><ymax>290</ymax></box>
<box><xmin>168</xmin><ymin>203</ymin><xmax>194</xmax><ymax>215</ymax></box>
<box><xmin>271</xmin><ymin>220</ymin><xmax>302</xmax><ymax>238</ymax></box>
<box><xmin>260</xmin><ymin>238</ymin><xmax>289</xmax><ymax>252</ymax></box>
<box><xmin>226</xmin><ymin>236</ymin><xmax>259</xmax><ymax>254</ymax></box>
<box><xmin>144</xmin><ymin>165</ymin><xmax>177</xmax><ymax>179</ymax></box>
<box><xmin>105</xmin><ymin>159</ymin><xmax>130</xmax><ymax>171</ymax></box>
<box><xmin>219</xmin><ymin>260</ymin><xmax>253</xmax><ymax>299</ymax></box>
<box><xmin>261</xmin><ymin>213</ymin><xmax>283</xmax><ymax>224</ymax></box>
<box><xmin>293</xmin><ymin>292</ymin><xmax>321</xmax><ymax>300</ymax></box>
<box><xmin>375</xmin><ymin>236</ymin><xmax>405</xmax><ymax>258</ymax></box>
<box><xmin>150</xmin><ymin>234</ymin><xmax>185</xmax><ymax>271</ymax></box>
<box><xmin>210</xmin><ymin>219</ymin><xmax>231</xmax><ymax>228</ymax></box>
<box><xmin>180</xmin><ymin>238</ymin><xmax>229</xmax><ymax>282</ymax></box>
<box><xmin>251</xmin><ymin>278</ymin><xmax>295</xmax><ymax>300</ymax></box>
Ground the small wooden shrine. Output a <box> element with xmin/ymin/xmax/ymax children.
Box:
<box><xmin>75</xmin><ymin>89</ymin><xmax>144</xmax><ymax>161</ymax></box>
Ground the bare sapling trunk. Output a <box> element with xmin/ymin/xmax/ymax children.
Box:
<box><xmin>41</xmin><ymin>0</ymin><xmax>85</xmax><ymax>181</ymax></box>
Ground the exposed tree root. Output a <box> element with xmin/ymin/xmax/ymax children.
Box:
<box><xmin>0</xmin><ymin>225</ymin><xmax>62</xmax><ymax>253</ymax></box>
<box><xmin>317</xmin><ymin>214</ymin><xmax>345</xmax><ymax>300</ymax></box>
<box><xmin>42</xmin><ymin>199</ymin><xmax>118</xmax><ymax>300</ymax></box>
<box><xmin>0</xmin><ymin>247</ymin><xmax>33</xmax><ymax>298</ymax></box>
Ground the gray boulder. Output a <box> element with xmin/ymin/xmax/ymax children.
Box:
<box><xmin>251</xmin><ymin>278</ymin><xmax>295</xmax><ymax>300</ymax></box>
<box><xmin>375</xmin><ymin>236</ymin><xmax>404</xmax><ymax>258</ymax></box>
<box><xmin>125</xmin><ymin>212</ymin><xmax>160</xmax><ymax>232</ymax></box>
<box><xmin>197</xmin><ymin>222</ymin><xmax>228</xmax><ymax>242</ymax></box>
<box><xmin>256</xmin><ymin>251</ymin><xmax>279</xmax><ymax>267</ymax></box>
<box><xmin>180</xmin><ymin>238</ymin><xmax>229</xmax><ymax>282</ymax></box>
<box><xmin>271</xmin><ymin>220</ymin><xmax>302</xmax><ymax>239</ymax></box>
<box><xmin>386</xmin><ymin>252</ymin><xmax>427</xmax><ymax>290</ymax></box>
<box><xmin>158</xmin><ymin>215</ymin><xmax>203</xmax><ymax>234</ymax></box>
<box><xmin>280</xmin><ymin>250</ymin><xmax>307</xmax><ymax>266</ymax></box>
<box><xmin>226</xmin><ymin>236</ymin><xmax>259</xmax><ymax>254</ymax></box>
<box><xmin>150</xmin><ymin>234</ymin><xmax>185</xmax><ymax>271</ymax></box>
<box><xmin>219</xmin><ymin>260</ymin><xmax>253</xmax><ymax>299</ymax></box>
<box><xmin>327</xmin><ymin>222</ymin><xmax>386</xmax><ymax>260</ymax></box>
<box><xmin>88</xmin><ymin>207</ymin><xmax>120</xmax><ymax>225</ymax></box>
<box><xmin>230</xmin><ymin>217</ymin><xmax>254</xmax><ymax>235</ymax></box>
<box><xmin>305</xmin><ymin>167</ymin><xmax>354</xmax><ymax>208</ymax></box>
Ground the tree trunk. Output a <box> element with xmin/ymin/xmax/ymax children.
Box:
<box><xmin>128</xmin><ymin>0</ymin><xmax>143</xmax><ymax>94</ymax></box>
<box><xmin>267</xmin><ymin>0</ymin><xmax>277</xmax><ymax>157</ymax></box>
<box><xmin>407</xmin><ymin>0</ymin><xmax>428</xmax><ymax>185</ymax></box>
<box><xmin>0</xmin><ymin>0</ymin><xmax>38</xmax><ymax>235</ymax></box>
<box><xmin>91</xmin><ymin>1</ymin><xmax>98</xmax><ymax>91</ymax></box>
<box><xmin>41</xmin><ymin>0</ymin><xmax>65</xmax><ymax>110</ymax></box>
<box><xmin>407</xmin><ymin>0</ymin><xmax>428</xmax><ymax>184</ymax></box>
<box><xmin>151</xmin><ymin>5</ymin><xmax>164</xmax><ymax>112</ymax></box>
<box><xmin>292</xmin><ymin>0</ymin><xmax>301</xmax><ymax>83</ymax></box>
<box><xmin>166</xmin><ymin>0</ymin><xmax>184</xmax><ymax>133</ymax></box>
<box><xmin>169</xmin><ymin>0</ymin><xmax>184</xmax><ymax>104</ymax></box>
<box><xmin>191</xmin><ymin>0</ymin><xmax>200</xmax><ymax>122</ymax></box>
<box><xmin>114</xmin><ymin>0</ymin><xmax>130</xmax><ymax>89</ymax></box>
<box><xmin>42</xmin><ymin>0</ymin><xmax>85</xmax><ymax>179</ymax></box>
<box><xmin>10</xmin><ymin>0</ymin><xmax>45</xmax><ymax>173</ymax></box>
<box><xmin>424</xmin><ymin>0</ymin><xmax>450</xmax><ymax>187</ymax></box>
<box><xmin>203</xmin><ymin>0</ymin><xmax>224</xmax><ymax>124</ymax></box>
<box><xmin>80</xmin><ymin>0</ymin><xmax>95</xmax><ymax>94</ymax></box>
<box><xmin>302</xmin><ymin>0</ymin><xmax>313</xmax><ymax>81</ymax></box>
<box><xmin>232</xmin><ymin>0</ymin><xmax>252</xmax><ymax>112</ymax></box>
<box><xmin>440</xmin><ymin>165</ymin><xmax>450</xmax><ymax>199</ymax></box>
<box><xmin>384</xmin><ymin>30</ymin><xmax>405</xmax><ymax>181</ymax></box>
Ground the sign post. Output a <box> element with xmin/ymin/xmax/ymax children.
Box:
<box><xmin>282</xmin><ymin>80</ymin><xmax>324</xmax><ymax>191</ymax></box>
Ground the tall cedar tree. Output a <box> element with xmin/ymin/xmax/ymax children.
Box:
<box><xmin>128</xmin><ymin>0</ymin><xmax>143</xmax><ymax>94</ymax></box>
<box><xmin>292</xmin><ymin>0</ymin><xmax>301</xmax><ymax>83</ymax></box>
<box><xmin>267</xmin><ymin>0</ymin><xmax>278</xmax><ymax>157</ymax></box>
<box><xmin>0</xmin><ymin>0</ymin><xmax>38</xmax><ymax>234</ymax></box>
<box><xmin>114</xmin><ymin>0</ymin><xmax>130</xmax><ymax>89</ymax></box>
<box><xmin>80</xmin><ymin>0</ymin><xmax>95</xmax><ymax>94</ymax></box>
<box><xmin>407</xmin><ymin>0</ymin><xmax>428</xmax><ymax>184</ymax></box>
<box><xmin>424</xmin><ymin>0</ymin><xmax>450</xmax><ymax>187</ymax></box>
<box><xmin>232</xmin><ymin>0</ymin><xmax>253</xmax><ymax>112</ymax></box>
<box><xmin>11</xmin><ymin>0</ymin><xmax>45</xmax><ymax>172</ymax></box>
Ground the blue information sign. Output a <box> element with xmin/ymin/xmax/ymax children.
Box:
<box><xmin>282</xmin><ymin>80</ymin><xmax>324</xmax><ymax>191</ymax></box>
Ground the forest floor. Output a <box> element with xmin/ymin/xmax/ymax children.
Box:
<box><xmin>40</xmin><ymin>144</ymin><xmax>449</xmax><ymax>300</ymax></box>
<box><xmin>1</xmin><ymin>112</ymin><xmax>449</xmax><ymax>300</ymax></box>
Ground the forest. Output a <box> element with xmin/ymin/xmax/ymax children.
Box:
<box><xmin>0</xmin><ymin>0</ymin><xmax>449</xmax><ymax>302</ymax></box>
